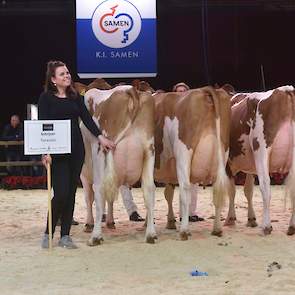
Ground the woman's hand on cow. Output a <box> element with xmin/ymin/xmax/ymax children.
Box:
<box><xmin>42</xmin><ymin>154</ymin><xmax>52</xmax><ymax>167</ymax></box>
<box><xmin>98</xmin><ymin>135</ymin><xmax>116</xmax><ymax>152</ymax></box>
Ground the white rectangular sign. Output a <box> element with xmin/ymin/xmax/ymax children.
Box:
<box><xmin>24</xmin><ymin>120</ymin><xmax>71</xmax><ymax>155</ymax></box>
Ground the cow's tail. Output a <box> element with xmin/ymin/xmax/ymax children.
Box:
<box><xmin>101</xmin><ymin>87</ymin><xmax>140</xmax><ymax>203</ymax></box>
<box><xmin>285</xmin><ymin>91</ymin><xmax>295</xmax><ymax>211</ymax></box>
<box><xmin>204</xmin><ymin>86</ymin><xmax>229</xmax><ymax>208</ymax></box>
<box><xmin>101</xmin><ymin>151</ymin><xmax>119</xmax><ymax>203</ymax></box>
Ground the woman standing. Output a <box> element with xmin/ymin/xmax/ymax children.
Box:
<box><xmin>39</xmin><ymin>60</ymin><xmax>115</xmax><ymax>249</ymax></box>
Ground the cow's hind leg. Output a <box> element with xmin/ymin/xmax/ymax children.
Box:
<box><xmin>175</xmin><ymin>148</ymin><xmax>192</xmax><ymax>241</ymax></box>
<box><xmin>106</xmin><ymin>201</ymin><xmax>116</xmax><ymax>229</ymax></box>
<box><xmin>80</xmin><ymin>173</ymin><xmax>94</xmax><ymax>233</ymax></box>
<box><xmin>244</xmin><ymin>174</ymin><xmax>257</xmax><ymax>227</ymax></box>
<box><xmin>165</xmin><ymin>184</ymin><xmax>176</xmax><ymax>229</ymax></box>
<box><xmin>87</xmin><ymin>146</ymin><xmax>105</xmax><ymax>246</ymax></box>
<box><xmin>286</xmin><ymin>122</ymin><xmax>295</xmax><ymax>235</ymax></box>
<box><xmin>224</xmin><ymin>177</ymin><xmax>237</xmax><ymax>226</ymax></box>
<box><xmin>141</xmin><ymin>144</ymin><xmax>157</xmax><ymax>244</ymax></box>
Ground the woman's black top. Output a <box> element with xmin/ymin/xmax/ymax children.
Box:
<box><xmin>38</xmin><ymin>91</ymin><xmax>101</xmax><ymax>157</ymax></box>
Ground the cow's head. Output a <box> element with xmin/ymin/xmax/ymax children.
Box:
<box><xmin>132</xmin><ymin>79</ymin><xmax>155</xmax><ymax>94</ymax></box>
<box><xmin>87</xmin><ymin>78</ymin><xmax>112</xmax><ymax>90</ymax></box>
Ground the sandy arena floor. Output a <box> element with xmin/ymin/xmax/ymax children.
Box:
<box><xmin>1</xmin><ymin>185</ymin><xmax>295</xmax><ymax>295</ymax></box>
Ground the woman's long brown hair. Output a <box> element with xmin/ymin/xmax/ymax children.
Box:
<box><xmin>44</xmin><ymin>60</ymin><xmax>78</xmax><ymax>99</ymax></box>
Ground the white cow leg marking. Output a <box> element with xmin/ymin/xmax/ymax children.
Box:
<box><xmin>141</xmin><ymin>145</ymin><xmax>157</xmax><ymax>244</ymax></box>
<box><xmin>88</xmin><ymin>144</ymin><xmax>105</xmax><ymax>246</ymax></box>
<box><xmin>252</xmin><ymin>111</ymin><xmax>272</xmax><ymax>235</ymax></box>
<box><xmin>80</xmin><ymin>173</ymin><xmax>94</xmax><ymax>232</ymax></box>
<box><xmin>164</xmin><ymin>184</ymin><xmax>176</xmax><ymax>229</ymax></box>
<box><xmin>224</xmin><ymin>177</ymin><xmax>237</xmax><ymax>226</ymax></box>
<box><xmin>175</xmin><ymin>145</ymin><xmax>193</xmax><ymax>241</ymax></box>
<box><xmin>244</xmin><ymin>174</ymin><xmax>258</xmax><ymax>227</ymax></box>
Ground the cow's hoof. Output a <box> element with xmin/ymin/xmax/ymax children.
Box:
<box><xmin>146</xmin><ymin>236</ymin><xmax>157</xmax><ymax>244</ymax></box>
<box><xmin>211</xmin><ymin>230</ymin><xmax>223</xmax><ymax>237</ymax></box>
<box><xmin>224</xmin><ymin>217</ymin><xmax>236</xmax><ymax>226</ymax></box>
<box><xmin>247</xmin><ymin>218</ymin><xmax>258</xmax><ymax>228</ymax></box>
<box><xmin>166</xmin><ymin>220</ymin><xmax>176</xmax><ymax>230</ymax></box>
<box><xmin>287</xmin><ymin>226</ymin><xmax>295</xmax><ymax>236</ymax></box>
<box><xmin>180</xmin><ymin>232</ymin><xmax>190</xmax><ymax>241</ymax></box>
<box><xmin>106</xmin><ymin>222</ymin><xmax>116</xmax><ymax>229</ymax></box>
<box><xmin>84</xmin><ymin>224</ymin><xmax>94</xmax><ymax>233</ymax></box>
<box><xmin>263</xmin><ymin>226</ymin><xmax>273</xmax><ymax>235</ymax></box>
<box><xmin>87</xmin><ymin>237</ymin><xmax>104</xmax><ymax>246</ymax></box>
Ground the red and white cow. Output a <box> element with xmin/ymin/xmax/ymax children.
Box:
<box><xmin>80</xmin><ymin>85</ymin><xmax>157</xmax><ymax>245</ymax></box>
<box><xmin>225</xmin><ymin>85</ymin><xmax>295</xmax><ymax>235</ymax></box>
<box><xmin>153</xmin><ymin>86</ymin><xmax>231</xmax><ymax>238</ymax></box>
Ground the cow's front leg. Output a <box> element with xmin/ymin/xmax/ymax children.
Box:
<box><xmin>175</xmin><ymin>146</ymin><xmax>193</xmax><ymax>241</ymax></box>
<box><xmin>142</xmin><ymin>141</ymin><xmax>157</xmax><ymax>244</ymax></box>
<box><xmin>87</xmin><ymin>145</ymin><xmax>105</xmax><ymax>246</ymax></box>
<box><xmin>164</xmin><ymin>184</ymin><xmax>176</xmax><ymax>229</ymax></box>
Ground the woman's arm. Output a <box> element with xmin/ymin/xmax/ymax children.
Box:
<box><xmin>77</xmin><ymin>95</ymin><xmax>101</xmax><ymax>137</ymax></box>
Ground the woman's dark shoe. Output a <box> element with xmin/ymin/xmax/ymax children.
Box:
<box><xmin>180</xmin><ymin>215</ymin><xmax>205</xmax><ymax>222</ymax></box>
<box><xmin>129</xmin><ymin>211</ymin><xmax>145</xmax><ymax>222</ymax></box>
<box><xmin>58</xmin><ymin>235</ymin><xmax>78</xmax><ymax>249</ymax></box>
<box><xmin>189</xmin><ymin>215</ymin><xmax>205</xmax><ymax>222</ymax></box>
<box><xmin>41</xmin><ymin>234</ymin><xmax>49</xmax><ymax>249</ymax></box>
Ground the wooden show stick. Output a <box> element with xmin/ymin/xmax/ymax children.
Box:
<box><xmin>46</xmin><ymin>155</ymin><xmax>53</xmax><ymax>250</ymax></box>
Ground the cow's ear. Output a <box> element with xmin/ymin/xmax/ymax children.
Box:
<box><xmin>74</xmin><ymin>82</ymin><xmax>87</xmax><ymax>95</ymax></box>
<box><xmin>222</xmin><ymin>84</ymin><xmax>236</xmax><ymax>95</ymax></box>
<box><xmin>131</xmin><ymin>79</ymin><xmax>141</xmax><ymax>90</ymax></box>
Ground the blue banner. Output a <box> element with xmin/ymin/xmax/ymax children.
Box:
<box><xmin>76</xmin><ymin>0</ymin><xmax>157</xmax><ymax>78</ymax></box>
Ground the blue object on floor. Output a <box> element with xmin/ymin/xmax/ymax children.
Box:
<box><xmin>190</xmin><ymin>269</ymin><xmax>208</xmax><ymax>276</ymax></box>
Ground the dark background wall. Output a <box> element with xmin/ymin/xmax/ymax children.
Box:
<box><xmin>1</xmin><ymin>0</ymin><xmax>295</xmax><ymax>130</ymax></box>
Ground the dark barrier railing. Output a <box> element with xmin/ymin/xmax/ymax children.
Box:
<box><xmin>0</xmin><ymin>141</ymin><xmax>42</xmax><ymax>167</ymax></box>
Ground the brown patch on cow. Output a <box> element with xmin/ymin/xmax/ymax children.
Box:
<box><xmin>153</xmin><ymin>87</ymin><xmax>231</xmax><ymax>174</ymax></box>
<box><xmin>88</xmin><ymin>97</ymin><xmax>95</xmax><ymax>116</ymax></box>
<box><xmin>96</xmin><ymin>87</ymin><xmax>139</xmax><ymax>140</ymax></box>
<box><xmin>93</xmin><ymin>87</ymin><xmax>154</xmax><ymax>143</ymax></box>
<box><xmin>229</xmin><ymin>96</ymin><xmax>259</xmax><ymax>160</ymax></box>
<box><xmin>252</xmin><ymin>137</ymin><xmax>260</xmax><ymax>151</ymax></box>
<box><xmin>259</xmin><ymin>89</ymin><xmax>293</xmax><ymax>147</ymax></box>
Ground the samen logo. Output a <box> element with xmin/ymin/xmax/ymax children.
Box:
<box><xmin>92</xmin><ymin>0</ymin><xmax>142</xmax><ymax>49</ymax></box>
